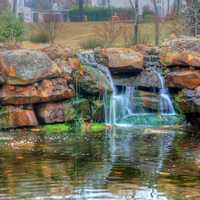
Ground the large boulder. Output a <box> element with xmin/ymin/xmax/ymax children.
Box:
<box><xmin>0</xmin><ymin>106</ymin><xmax>38</xmax><ymax>129</ymax></box>
<box><xmin>166</xmin><ymin>71</ymin><xmax>200</xmax><ymax>89</ymax></box>
<box><xmin>73</xmin><ymin>64</ymin><xmax>112</xmax><ymax>96</ymax></box>
<box><xmin>0</xmin><ymin>78</ymin><xmax>74</xmax><ymax>105</ymax></box>
<box><xmin>161</xmin><ymin>51</ymin><xmax>200</xmax><ymax>67</ymax></box>
<box><xmin>161</xmin><ymin>36</ymin><xmax>200</xmax><ymax>67</ymax></box>
<box><xmin>0</xmin><ymin>50</ymin><xmax>61</xmax><ymax>85</ymax></box>
<box><xmin>96</xmin><ymin>48</ymin><xmax>144</xmax><ymax>73</ymax></box>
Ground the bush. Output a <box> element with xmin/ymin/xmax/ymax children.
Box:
<box><xmin>69</xmin><ymin>6</ymin><xmax>135</xmax><ymax>22</ymax></box>
<box><xmin>30</xmin><ymin>24</ymin><xmax>50</xmax><ymax>43</ymax></box>
<box><xmin>80</xmin><ymin>38</ymin><xmax>108</xmax><ymax>49</ymax></box>
<box><xmin>0</xmin><ymin>10</ymin><xmax>25</xmax><ymax>42</ymax></box>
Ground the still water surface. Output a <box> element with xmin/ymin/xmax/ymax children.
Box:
<box><xmin>0</xmin><ymin>127</ymin><xmax>199</xmax><ymax>200</ymax></box>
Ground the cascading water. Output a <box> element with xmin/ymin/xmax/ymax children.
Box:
<box><xmin>153</xmin><ymin>69</ymin><xmax>175</xmax><ymax>115</ymax></box>
<box><xmin>78</xmin><ymin>51</ymin><xmax>176</xmax><ymax>126</ymax></box>
<box><xmin>78</xmin><ymin>51</ymin><xmax>135</xmax><ymax>125</ymax></box>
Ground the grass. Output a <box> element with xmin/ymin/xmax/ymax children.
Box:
<box><xmin>24</xmin><ymin>20</ymin><xmax>181</xmax><ymax>49</ymax></box>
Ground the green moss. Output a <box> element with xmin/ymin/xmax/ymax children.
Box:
<box><xmin>40</xmin><ymin>123</ymin><xmax>106</xmax><ymax>134</ymax></box>
<box><xmin>90</xmin><ymin>123</ymin><xmax>106</xmax><ymax>133</ymax></box>
<box><xmin>41</xmin><ymin>123</ymin><xmax>71</xmax><ymax>134</ymax></box>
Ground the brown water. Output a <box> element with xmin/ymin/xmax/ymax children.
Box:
<box><xmin>0</xmin><ymin>127</ymin><xmax>199</xmax><ymax>200</ymax></box>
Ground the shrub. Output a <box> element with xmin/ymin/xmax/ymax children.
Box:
<box><xmin>30</xmin><ymin>24</ymin><xmax>50</xmax><ymax>43</ymax></box>
<box><xmin>69</xmin><ymin>6</ymin><xmax>135</xmax><ymax>22</ymax></box>
<box><xmin>80</xmin><ymin>38</ymin><xmax>108</xmax><ymax>49</ymax></box>
<box><xmin>0</xmin><ymin>10</ymin><xmax>25</xmax><ymax>42</ymax></box>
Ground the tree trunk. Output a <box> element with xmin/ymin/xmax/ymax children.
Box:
<box><xmin>152</xmin><ymin>0</ymin><xmax>160</xmax><ymax>46</ymax></box>
<box><xmin>79</xmin><ymin>0</ymin><xmax>84</xmax><ymax>22</ymax></box>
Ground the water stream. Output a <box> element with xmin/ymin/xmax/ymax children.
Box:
<box><xmin>78</xmin><ymin>52</ymin><xmax>176</xmax><ymax>126</ymax></box>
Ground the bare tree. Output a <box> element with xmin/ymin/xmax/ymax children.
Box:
<box><xmin>151</xmin><ymin>0</ymin><xmax>160</xmax><ymax>46</ymax></box>
<box><xmin>129</xmin><ymin>0</ymin><xmax>139</xmax><ymax>44</ymax></box>
<box><xmin>78</xmin><ymin>0</ymin><xmax>84</xmax><ymax>21</ymax></box>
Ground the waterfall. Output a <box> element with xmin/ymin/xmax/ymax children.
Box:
<box><xmin>78</xmin><ymin>51</ymin><xmax>135</xmax><ymax>125</ymax></box>
<box><xmin>78</xmin><ymin>51</ymin><xmax>176</xmax><ymax>126</ymax></box>
<box><xmin>153</xmin><ymin>70</ymin><xmax>175</xmax><ymax>115</ymax></box>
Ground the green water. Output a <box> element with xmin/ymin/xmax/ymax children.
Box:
<box><xmin>0</xmin><ymin>126</ymin><xmax>199</xmax><ymax>200</ymax></box>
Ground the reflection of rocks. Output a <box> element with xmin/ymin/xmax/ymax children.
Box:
<box><xmin>0</xmin><ymin>106</ymin><xmax>38</xmax><ymax>129</ymax></box>
<box><xmin>96</xmin><ymin>48</ymin><xmax>144</xmax><ymax>73</ymax></box>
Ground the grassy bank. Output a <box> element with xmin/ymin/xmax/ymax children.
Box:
<box><xmin>24</xmin><ymin>20</ymin><xmax>180</xmax><ymax>49</ymax></box>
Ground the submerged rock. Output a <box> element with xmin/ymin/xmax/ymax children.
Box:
<box><xmin>0</xmin><ymin>78</ymin><xmax>74</xmax><ymax>105</ymax></box>
<box><xmin>0</xmin><ymin>50</ymin><xmax>61</xmax><ymax>85</ymax></box>
<box><xmin>0</xmin><ymin>106</ymin><xmax>38</xmax><ymax>129</ymax></box>
<box><xmin>96</xmin><ymin>48</ymin><xmax>144</xmax><ymax>73</ymax></box>
<box><xmin>166</xmin><ymin>71</ymin><xmax>200</xmax><ymax>89</ymax></box>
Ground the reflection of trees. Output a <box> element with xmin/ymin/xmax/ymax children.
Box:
<box><xmin>0</xmin><ymin>128</ymin><xmax>199</xmax><ymax>199</ymax></box>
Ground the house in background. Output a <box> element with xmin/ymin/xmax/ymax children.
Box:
<box><xmin>9</xmin><ymin>0</ymin><xmax>75</xmax><ymax>23</ymax></box>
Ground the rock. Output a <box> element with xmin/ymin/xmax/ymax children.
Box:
<box><xmin>176</xmin><ymin>89</ymin><xmax>200</xmax><ymax>128</ymax></box>
<box><xmin>0</xmin><ymin>78</ymin><xmax>74</xmax><ymax>105</ymax></box>
<box><xmin>73</xmin><ymin>64</ymin><xmax>112</xmax><ymax>96</ymax></box>
<box><xmin>162</xmin><ymin>36</ymin><xmax>200</xmax><ymax>52</ymax></box>
<box><xmin>35</xmin><ymin>98</ymin><xmax>91</xmax><ymax>124</ymax></box>
<box><xmin>96</xmin><ymin>48</ymin><xmax>144</xmax><ymax>73</ymax></box>
<box><xmin>161</xmin><ymin>51</ymin><xmax>200</xmax><ymax>67</ymax></box>
<box><xmin>41</xmin><ymin>44</ymin><xmax>69</xmax><ymax>61</ymax></box>
<box><xmin>0</xmin><ymin>50</ymin><xmax>61</xmax><ymax>85</ymax></box>
<box><xmin>161</xmin><ymin>36</ymin><xmax>200</xmax><ymax>67</ymax></box>
<box><xmin>166</xmin><ymin>71</ymin><xmax>200</xmax><ymax>89</ymax></box>
<box><xmin>138</xmin><ymin>91</ymin><xmax>160</xmax><ymax>112</ymax></box>
<box><xmin>91</xmin><ymin>100</ymin><xmax>104</xmax><ymax>122</ymax></box>
<box><xmin>134</xmin><ymin>70</ymin><xmax>162</xmax><ymax>89</ymax></box>
<box><xmin>35</xmin><ymin>102</ymin><xmax>76</xmax><ymax>124</ymax></box>
<box><xmin>0</xmin><ymin>106</ymin><xmax>38</xmax><ymax>129</ymax></box>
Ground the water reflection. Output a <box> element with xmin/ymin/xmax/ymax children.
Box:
<box><xmin>0</xmin><ymin>127</ymin><xmax>199</xmax><ymax>200</ymax></box>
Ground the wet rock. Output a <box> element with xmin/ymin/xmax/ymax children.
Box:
<box><xmin>135</xmin><ymin>70</ymin><xmax>162</xmax><ymax>89</ymax></box>
<box><xmin>0</xmin><ymin>78</ymin><xmax>74</xmax><ymax>105</ymax></box>
<box><xmin>91</xmin><ymin>100</ymin><xmax>104</xmax><ymax>122</ymax></box>
<box><xmin>96</xmin><ymin>48</ymin><xmax>144</xmax><ymax>73</ymax></box>
<box><xmin>138</xmin><ymin>91</ymin><xmax>160</xmax><ymax>112</ymax></box>
<box><xmin>35</xmin><ymin>102</ymin><xmax>76</xmax><ymax>124</ymax></box>
<box><xmin>176</xmin><ymin>89</ymin><xmax>200</xmax><ymax>127</ymax></box>
<box><xmin>0</xmin><ymin>50</ymin><xmax>61</xmax><ymax>85</ymax></box>
<box><xmin>73</xmin><ymin>64</ymin><xmax>112</xmax><ymax>96</ymax></box>
<box><xmin>35</xmin><ymin>98</ymin><xmax>91</xmax><ymax>124</ymax></box>
<box><xmin>166</xmin><ymin>71</ymin><xmax>200</xmax><ymax>89</ymax></box>
<box><xmin>0</xmin><ymin>105</ymin><xmax>38</xmax><ymax>129</ymax></box>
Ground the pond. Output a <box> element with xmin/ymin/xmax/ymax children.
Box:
<box><xmin>0</xmin><ymin>127</ymin><xmax>199</xmax><ymax>200</ymax></box>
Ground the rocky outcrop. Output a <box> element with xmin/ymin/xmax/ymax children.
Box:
<box><xmin>0</xmin><ymin>47</ymin><xmax>108</xmax><ymax>129</ymax></box>
<box><xmin>0</xmin><ymin>78</ymin><xmax>74</xmax><ymax>105</ymax></box>
<box><xmin>96</xmin><ymin>48</ymin><xmax>144</xmax><ymax>73</ymax></box>
<box><xmin>0</xmin><ymin>50</ymin><xmax>61</xmax><ymax>85</ymax></box>
<box><xmin>166</xmin><ymin>71</ymin><xmax>200</xmax><ymax>90</ymax></box>
<box><xmin>0</xmin><ymin>106</ymin><xmax>38</xmax><ymax>129</ymax></box>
